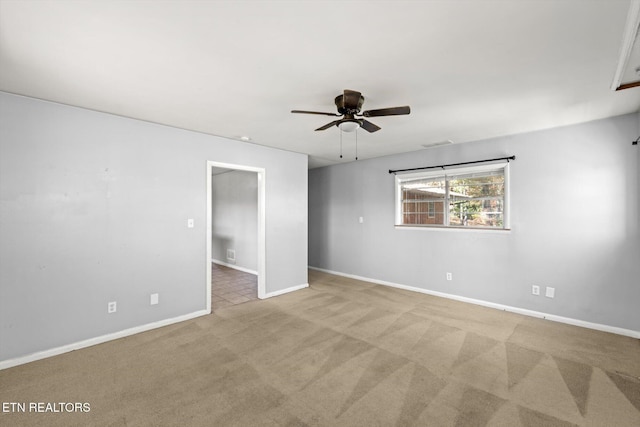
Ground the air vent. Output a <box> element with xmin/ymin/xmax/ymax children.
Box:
<box><xmin>421</xmin><ymin>140</ymin><xmax>453</xmax><ymax>149</ymax></box>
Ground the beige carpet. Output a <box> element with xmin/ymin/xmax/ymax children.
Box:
<box><xmin>1</xmin><ymin>269</ymin><xmax>639</xmax><ymax>426</ymax></box>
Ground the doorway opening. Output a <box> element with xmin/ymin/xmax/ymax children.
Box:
<box><xmin>206</xmin><ymin>161</ymin><xmax>266</xmax><ymax>313</ymax></box>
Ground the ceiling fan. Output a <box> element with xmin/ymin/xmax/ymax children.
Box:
<box><xmin>291</xmin><ymin>89</ymin><xmax>410</xmax><ymax>133</ymax></box>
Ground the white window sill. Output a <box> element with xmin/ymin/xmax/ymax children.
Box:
<box><xmin>394</xmin><ymin>225</ymin><xmax>511</xmax><ymax>233</ymax></box>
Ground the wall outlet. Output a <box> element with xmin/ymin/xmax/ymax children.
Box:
<box><xmin>358</xmin><ymin>216</ymin><xmax>364</xmax><ymax>223</ymax></box>
<box><xmin>226</xmin><ymin>249</ymin><xmax>236</xmax><ymax>264</ymax></box>
<box><xmin>187</xmin><ymin>218</ymin><xmax>194</xmax><ymax>228</ymax></box>
<box><xmin>532</xmin><ymin>285</ymin><xmax>540</xmax><ymax>295</ymax></box>
<box><xmin>545</xmin><ymin>287</ymin><xmax>555</xmax><ymax>298</ymax></box>
<box><xmin>107</xmin><ymin>301</ymin><xmax>117</xmax><ymax>314</ymax></box>
<box><xmin>446</xmin><ymin>272</ymin><xmax>452</xmax><ymax>281</ymax></box>
<box><xmin>150</xmin><ymin>293</ymin><xmax>159</xmax><ymax>305</ymax></box>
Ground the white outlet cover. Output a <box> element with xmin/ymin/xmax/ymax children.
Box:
<box><xmin>187</xmin><ymin>218</ymin><xmax>194</xmax><ymax>228</ymax></box>
<box><xmin>107</xmin><ymin>301</ymin><xmax>117</xmax><ymax>313</ymax></box>
<box><xmin>545</xmin><ymin>287</ymin><xmax>555</xmax><ymax>298</ymax></box>
<box><xmin>532</xmin><ymin>285</ymin><xmax>540</xmax><ymax>295</ymax></box>
<box><xmin>446</xmin><ymin>272</ymin><xmax>452</xmax><ymax>281</ymax></box>
<box><xmin>150</xmin><ymin>293</ymin><xmax>159</xmax><ymax>305</ymax></box>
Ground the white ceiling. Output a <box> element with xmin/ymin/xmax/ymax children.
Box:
<box><xmin>1</xmin><ymin>0</ymin><xmax>639</xmax><ymax>168</ymax></box>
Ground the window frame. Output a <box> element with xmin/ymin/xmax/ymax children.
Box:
<box><xmin>394</xmin><ymin>161</ymin><xmax>510</xmax><ymax>230</ymax></box>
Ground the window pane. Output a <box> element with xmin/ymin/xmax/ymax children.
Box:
<box><xmin>396</xmin><ymin>163</ymin><xmax>508</xmax><ymax>229</ymax></box>
<box><xmin>448</xmin><ymin>173</ymin><xmax>504</xmax><ymax>227</ymax></box>
<box><xmin>400</xmin><ymin>178</ymin><xmax>445</xmax><ymax>225</ymax></box>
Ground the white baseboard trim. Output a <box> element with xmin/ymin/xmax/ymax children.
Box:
<box><xmin>0</xmin><ymin>309</ymin><xmax>210</xmax><ymax>371</ymax></box>
<box><xmin>212</xmin><ymin>259</ymin><xmax>258</xmax><ymax>275</ymax></box>
<box><xmin>308</xmin><ymin>266</ymin><xmax>640</xmax><ymax>339</ymax></box>
<box><xmin>263</xmin><ymin>283</ymin><xmax>309</xmax><ymax>299</ymax></box>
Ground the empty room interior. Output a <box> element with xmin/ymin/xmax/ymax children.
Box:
<box><xmin>0</xmin><ymin>1</ymin><xmax>639</xmax><ymax>426</ymax></box>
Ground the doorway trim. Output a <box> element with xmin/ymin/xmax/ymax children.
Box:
<box><xmin>206</xmin><ymin>161</ymin><xmax>266</xmax><ymax>313</ymax></box>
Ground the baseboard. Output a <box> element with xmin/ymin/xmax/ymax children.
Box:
<box><xmin>212</xmin><ymin>259</ymin><xmax>258</xmax><ymax>275</ymax></box>
<box><xmin>263</xmin><ymin>283</ymin><xmax>309</xmax><ymax>299</ymax></box>
<box><xmin>0</xmin><ymin>309</ymin><xmax>210</xmax><ymax>371</ymax></box>
<box><xmin>308</xmin><ymin>266</ymin><xmax>640</xmax><ymax>339</ymax></box>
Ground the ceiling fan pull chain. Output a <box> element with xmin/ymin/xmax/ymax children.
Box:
<box><xmin>340</xmin><ymin>130</ymin><xmax>343</xmax><ymax>158</ymax></box>
<box><xmin>355</xmin><ymin>129</ymin><xmax>358</xmax><ymax>160</ymax></box>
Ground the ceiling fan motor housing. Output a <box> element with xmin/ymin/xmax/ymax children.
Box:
<box><xmin>335</xmin><ymin>93</ymin><xmax>364</xmax><ymax>114</ymax></box>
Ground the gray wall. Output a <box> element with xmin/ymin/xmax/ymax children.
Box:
<box><xmin>211</xmin><ymin>170</ymin><xmax>258</xmax><ymax>272</ymax></box>
<box><xmin>0</xmin><ymin>92</ymin><xmax>308</xmax><ymax>361</ymax></box>
<box><xmin>309</xmin><ymin>113</ymin><xmax>640</xmax><ymax>332</ymax></box>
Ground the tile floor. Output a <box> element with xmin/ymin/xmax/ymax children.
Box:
<box><xmin>211</xmin><ymin>263</ymin><xmax>258</xmax><ymax>310</ymax></box>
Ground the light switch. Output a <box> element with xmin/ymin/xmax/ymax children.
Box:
<box><xmin>187</xmin><ymin>218</ymin><xmax>194</xmax><ymax>228</ymax></box>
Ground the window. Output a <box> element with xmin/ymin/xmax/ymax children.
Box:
<box><xmin>395</xmin><ymin>162</ymin><xmax>509</xmax><ymax>229</ymax></box>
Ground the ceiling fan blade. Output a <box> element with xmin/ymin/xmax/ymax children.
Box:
<box><xmin>342</xmin><ymin>89</ymin><xmax>362</xmax><ymax>110</ymax></box>
<box><xmin>315</xmin><ymin>120</ymin><xmax>340</xmax><ymax>131</ymax></box>
<box><xmin>362</xmin><ymin>106</ymin><xmax>411</xmax><ymax>117</ymax></box>
<box><xmin>291</xmin><ymin>110</ymin><xmax>340</xmax><ymax>117</ymax></box>
<box><xmin>360</xmin><ymin>119</ymin><xmax>381</xmax><ymax>133</ymax></box>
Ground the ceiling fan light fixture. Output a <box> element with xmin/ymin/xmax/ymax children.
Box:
<box><xmin>338</xmin><ymin>121</ymin><xmax>359</xmax><ymax>132</ymax></box>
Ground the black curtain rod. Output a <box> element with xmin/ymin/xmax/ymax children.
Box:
<box><xmin>388</xmin><ymin>155</ymin><xmax>516</xmax><ymax>174</ymax></box>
